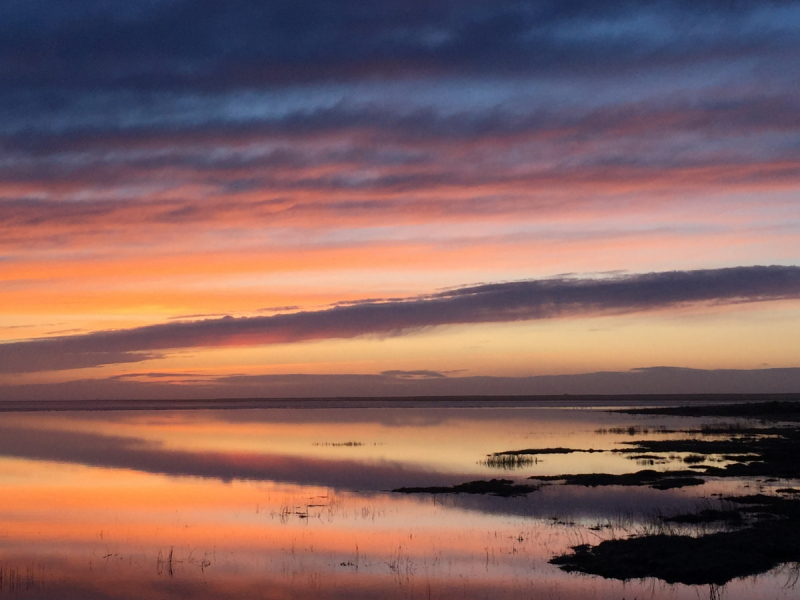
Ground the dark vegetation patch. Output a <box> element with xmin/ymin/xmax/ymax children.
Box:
<box><xmin>491</xmin><ymin>405</ymin><xmax>800</xmax><ymax>491</ymax></box>
<box><xmin>550</xmin><ymin>401</ymin><xmax>800</xmax><ymax>586</ymax></box>
<box><xmin>552</xmin><ymin>494</ymin><xmax>800</xmax><ymax>585</ymax></box>
<box><xmin>727</xmin><ymin>493</ymin><xmax>800</xmax><ymax>517</ymax></box>
<box><xmin>483</xmin><ymin>454</ymin><xmax>538</xmax><ymax>470</ymax></box>
<box><xmin>392</xmin><ymin>401</ymin><xmax>800</xmax><ymax>585</ymax></box>
<box><xmin>483</xmin><ymin>447</ymin><xmax>604</xmax><ymax>470</ymax></box>
<box><xmin>491</xmin><ymin>447</ymin><xmax>602</xmax><ymax>456</ymax></box>
<box><xmin>392</xmin><ymin>479</ymin><xmax>539</xmax><ymax>497</ymax></box>
<box><xmin>722</xmin><ymin>453</ymin><xmax>760</xmax><ymax>461</ymax></box>
<box><xmin>698</xmin><ymin>423</ymin><xmax>750</xmax><ymax>434</ymax></box>
<box><xmin>550</xmin><ymin>517</ymin><xmax>800</xmax><ymax>586</ymax></box>
<box><xmin>648</xmin><ymin>477</ymin><xmax>706</xmax><ymax>490</ymax></box>
<box><xmin>662</xmin><ymin>509</ymin><xmax>743</xmax><ymax>525</ymax></box>
<box><xmin>312</xmin><ymin>441</ymin><xmax>365</xmax><ymax>447</ymax></box>
<box><xmin>595</xmin><ymin>425</ymin><xmax>678</xmax><ymax>435</ymax></box>
<box><xmin>616</xmin><ymin>427</ymin><xmax>800</xmax><ymax>480</ymax></box>
<box><xmin>530</xmin><ymin>469</ymin><xmax>705</xmax><ymax>490</ymax></box>
<box><xmin>596</xmin><ymin>426</ymin><xmax>647</xmax><ymax>435</ymax></box>
<box><xmin>682</xmin><ymin>454</ymin><xmax>706</xmax><ymax>464</ymax></box>
<box><xmin>622</xmin><ymin>400</ymin><xmax>800</xmax><ymax>421</ymax></box>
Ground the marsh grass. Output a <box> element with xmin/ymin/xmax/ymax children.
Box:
<box><xmin>683</xmin><ymin>454</ymin><xmax>706</xmax><ymax>464</ymax></box>
<box><xmin>551</xmin><ymin>500</ymin><xmax>800</xmax><ymax>587</ymax></box>
<box><xmin>156</xmin><ymin>547</ymin><xmax>176</xmax><ymax>577</ymax></box>
<box><xmin>0</xmin><ymin>563</ymin><xmax>43</xmax><ymax>592</ymax></box>
<box><xmin>530</xmin><ymin>469</ymin><xmax>706</xmax><ymax>490</ymax></box>
<box><xmin>393</xmin><ymin>479</ymin><xmax>540</xmax><ymax>497</ymax></box>
<box><xmin>313</xmin><ymin>441</ymin><xmax>366</xmax><ymax>447</ymax></box>
<box><xmin>594</xmin><ymin>425</ymin><xmax>676</xmax><ymax>435</ymax></box>
<box><xmin>551</xmin><ymin>401</ymin><xmax>800</xmax><ymax>586</ymax></box>
<box><xmin>482</xmin><ymin>454</ymin><xmax>538</xmax><ymax>470</ymax></box>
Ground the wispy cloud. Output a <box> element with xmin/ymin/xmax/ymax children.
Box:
<box><xmin>1</xmin><ymin>265</ymin><xmax>798</xmax><ymax>374</ymax></box>
<box><xmin>381</xmin><ymin>370</ymin><xmax>446</xmax><ymax>379</ymax></box>
<box><xmin>2</xmin><ymin>2</ymin><xmax>799</xmax><ymax>389</ymax></box>
<box><xmin>3</xmin><ymin>1</ymin><xmax>798</xmax><ymax>91</ymax></box>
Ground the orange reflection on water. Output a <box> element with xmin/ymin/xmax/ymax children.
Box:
<box><xmin>0</xmin><ymin>458</ymin><xmax>580</xmax><ymax>600</ymax></box>
<box><xmin>0</xmin><ymin>407</ymin><xmax>794</xmax><ymax>600</ymax></box>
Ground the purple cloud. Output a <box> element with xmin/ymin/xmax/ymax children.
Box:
<box><xmin>1</xmin><ymin>265</ymin><xmax>798</xmax><ymax>374</ymax></box>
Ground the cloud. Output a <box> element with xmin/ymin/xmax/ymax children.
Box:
<box><xmin>2</xmin><ymin>1</ymin><xmax>798</xmax><ymax>92</ymax></box>
<box><xmin>381</xmin><ymin>370</ymin><xmax>446</xmax><ymax>379</ymax></box>
<box><xmin>1</xmin><ymin>4</ymin><xmax>798</xmax><ymax>259</ymax></box>
<box><xmin>0</xmin><ymin>347</ymin><xmax>161</xmax><ymax>374</ymax></box>
<box><xmin>1</xmin><ymin>89</ymin><xmax>797</xmax><ymax>256</ymax></box>
<box><xmin>3</xmin><ymin>366</ymin><xmax>800</xmax><ymax>402</ymax></box>
<box><xmin>1</xmin><ymin>265</ymin><xmax>798</xmax><ymax>374</ymax></box>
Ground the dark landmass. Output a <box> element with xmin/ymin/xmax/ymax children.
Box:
<box><xmin>550</xmin><ymin>400</ymin><xmax>800</xmax><ymax>586</ymax></box>
<box><xmin>551</xmin><ymin>494</ymin><xmax>800</xmax><ymax>586</ymax></box>
<box><xmin>621</xmin><ymin>400</ymin><xmax>800</xmax><ymax>421</ymax></box>
<box><xmin>482</xmin><ymin>454</ymin><xmax>539</xmax><ymax>470</ymax></box>
<box><xmin>491</xmin><ymin>447</ymin><xmax>602</xmax><ymax>456</ymax></box>
<box><xmin>392</xmin><ymin>479</ymin><xmax>539</xmax><ymax>497</ymax></box>
<box><xmin>618</xmin><ymin>427</ymin><xmax>800</xmax><ymax>480</ymax></box>
<box><xmin>483</xmin><ymin>447</ymin><xmax>602</xmax><ymax>470</ymax></box>
<box><xmin>530</xmin><ymin>470</ymin><xmax>705</xmax><ymax>490</ymax></box>
<box><xmin>1</xmin><ymin>393</ymin><xmax>798</xmax><ymax>412</ymax></box>
<box><xmin>386</xmin><ymin>399</ymin><xmax>800</xmax><ymax>585</ymax></box>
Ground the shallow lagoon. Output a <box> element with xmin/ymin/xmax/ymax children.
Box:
<box><xmin>0</xmin><ymin>401</ymin><xmax>797</xmax><ymax>599</ymax></box>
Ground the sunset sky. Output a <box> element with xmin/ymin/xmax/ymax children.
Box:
<box><xmin>2</xmin><ymin>0</ymin><xmax>800</xmax><ymax>399</ymax></box>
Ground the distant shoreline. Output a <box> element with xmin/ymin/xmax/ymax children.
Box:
<box><xmin>0</xmin><ymin>393</ymin><xmax>798</xmax><ymax>412</ymax></box>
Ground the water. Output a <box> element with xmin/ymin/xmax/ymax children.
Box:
<box><xmin>0</xmin><ymin>402</ymin><xmax>796</xmax><ymax>599</ymax></box>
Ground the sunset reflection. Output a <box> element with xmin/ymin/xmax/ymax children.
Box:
<box><xmin>0</xmin><ymin>406</ymin><xmax>794</xmax><ymax>599</ymax></box>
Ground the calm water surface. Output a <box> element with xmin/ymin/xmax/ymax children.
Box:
<box><xmin>0</xmin><ymin>403</ymin><xmax>795</xmax><ymax>599</ymax></box>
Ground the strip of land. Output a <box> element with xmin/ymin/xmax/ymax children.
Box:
<box><xmin>393</xmin><ymin>479</ymin><xmax>540</xmax><ymax>497</ymax></box>
<box><xmin>1</xmin><ymin>394</ymin><xmax>798</xmax><ymax>412</ymax></box>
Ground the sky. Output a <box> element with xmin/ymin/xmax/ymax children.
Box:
<box><xmin>1</xmin><ymin>0</ymin><xmax>800</xmax><ymax>400</ymax></box>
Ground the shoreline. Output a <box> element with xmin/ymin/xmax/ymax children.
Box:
<box><xmin>0</xmin><ymin>393</ymin><xmax>798</xmax><ymax>412</ymax></box>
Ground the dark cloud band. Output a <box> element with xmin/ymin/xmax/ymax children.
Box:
<box><xmin>2</xmin><ymin>1</ymin><xmax>798</xmax><ymax>90</ymax></box>
<box><xmin>1</xmin><ymin>265</ymin><xmax>798</xmax><ymax>374</ymax></box>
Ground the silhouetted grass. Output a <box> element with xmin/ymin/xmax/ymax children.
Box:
<box><xmin>483</xmin><ymin>454</ymin><xmax>538</xmax><ymax>470</ymax></box>
<box><xmin>491</xmin><ymin>447</ymin><xmax>602</xmax><ymax>456</ymax></box>
<box><xmin>0</xmin><ymin>564</ymin><xmax>41</xmax><ymax>592</ymax></box>
<box><xmin>662</xmin><ymin>508</ymin><xmax>743</xmax><ymax>525</ymax></box>
<box><xmin>551</xmin><ymin>401</ymin><xmax>800</xmax><ymax>586</ymax></box>
<box><xmin>552</xmin><ymin>522</ymin><xmax>800</xmax><ymax>586</ymax></box>
<box><xmin>530</xmin><ymin>470</ymin><xmax>705</xmax><ymax>490</ymax></box>
<box><xmin>312</xmin><ymin>441</ymin><xmax>365</xmax><ymax>447</ymax></box>
<box><xmin>393</xmin><ymin>479</ymin><xmax>540</xmax><ymax>497</ymax></box>
<box><xmin>552</xmin><ymin>494</ymin><xmax>800</xmax><ymax>586</ymax></box>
